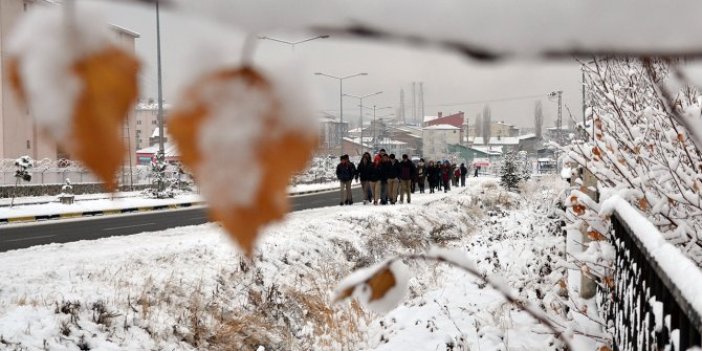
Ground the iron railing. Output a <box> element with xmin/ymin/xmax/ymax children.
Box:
<box><xmin>609</xmin><ymin>210</ymin><xmax>702</xmax><ymax>351</ymax></box>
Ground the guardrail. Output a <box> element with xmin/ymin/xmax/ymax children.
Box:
<box><xmin>607</xmin><ymin>200</ymin><xmax>702</xmax><ymax>351</ymax></box>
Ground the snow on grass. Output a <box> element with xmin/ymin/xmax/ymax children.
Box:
<box><xmin>0</xmin><ymin>176</ymin><xmax>594</xmax><ymax>350</ymax></box>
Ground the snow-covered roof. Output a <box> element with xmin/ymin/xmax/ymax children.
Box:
<box><xmin>423</xmin><ymin>124</ymin><xmax>460</xmax><ymax>130</ymax></box>
<box><xmin>376</xmin><ymin>138</ymin><xmax>407</xmax><ymax>146</ymax></box>
<box><xmin>343</xmin><ymin>137</ymin><xmax>373</xmax><ymax>148</ymax></box>
<box><xmin>136</xmin><ymin>143</ymin><xmax>179</xmax><ymax>157</ymax></box>
<box><xmin>517</xmin><ymin>133</ymin><xmax>537</xmax><ymax>139</ymax></box>
<box><xmin>136</xmin><ymin>102</ymin><xmax>172</xmax><ymax>111</ymax></box>
<box><xmin>423</xmin><ymin>115</ymin><xmax>438</xmax><ymax>123</ymax></box>
<box><xmin>110</xmin><ymin>24</ymin><xmax>140</xmax><ymax>38</ymax></box>
<box><xmin>470</xmin><ymin>136</ymin><xmax>519</xmax><ymax>145</ymax></box>
<box><xmin>471</xmin><ymin>145</ymin><xmax>503</xmax><ymax>155</ymax></box>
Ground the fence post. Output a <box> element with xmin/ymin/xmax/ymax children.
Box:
<box><xmin>579</xmin><ymin>167</ymin><xmax>598</xmax><ymax>299</ymax></box>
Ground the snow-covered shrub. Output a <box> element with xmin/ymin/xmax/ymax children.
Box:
<box><xmin>500</xmin><ymin>152</ymin><xmax>522</xmax><ymax>192</ymax></box>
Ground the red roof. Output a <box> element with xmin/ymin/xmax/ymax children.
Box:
<box><xmin>425</xmin><ymin>112</ymin><xmax>464</xmax><ymax>129</ymax></box>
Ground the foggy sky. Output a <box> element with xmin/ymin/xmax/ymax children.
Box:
<box><xmin>92</xmin><ymin>1</ymin><xmax>583</xmax><ymax>129</ymax></box>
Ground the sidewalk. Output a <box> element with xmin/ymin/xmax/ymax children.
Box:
<box><xmin>0</xmin><ymin>181</ymin><xmax>349</xmax><ymax>225</ymax></box>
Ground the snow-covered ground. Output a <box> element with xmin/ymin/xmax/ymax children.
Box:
<box><xmin>0</xmin><ymin>176</ymin><xmax>603</xmax><ymax>350</ymax></box>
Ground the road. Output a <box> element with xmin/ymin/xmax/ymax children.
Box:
<box><xmin>0</xmin><ymin>187</ymin><xmax>363</xmax><ymax>252</ymax></box>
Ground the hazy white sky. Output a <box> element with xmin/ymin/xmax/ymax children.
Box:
<box><xmin>92</xmin><ymin>1</ymin><xmax>584</xmax><ymax>129</ymax></box>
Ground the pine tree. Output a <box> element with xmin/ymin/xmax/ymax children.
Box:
<box><xmin>500</xmin><ymin>152</ymin><xmax>520</xmax><ymax>191</ymax></box>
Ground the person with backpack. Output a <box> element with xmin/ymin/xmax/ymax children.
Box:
<box><xmin>460</xmin><ymin>163</ymin><xmax>468</xmax><ymax>187</ymax></box>
<box><xmin>336</xmin><ymin>154</ymin><xmax>356</xmax><ymax>205</ymax></box>
<box><xmin>416</xmin><ymin>158</ymin><xmax>426</xmax><ymax>193</ymax></box>
<box><xmin>398</xmin><ymin>154</ymin><xmax>417</xmax><ymax>204</ymax></box>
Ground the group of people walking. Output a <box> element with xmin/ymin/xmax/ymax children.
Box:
<box><xmin>335</xmin><ymin>149</ymin><xmax>469</xmax><ymax>206</ymax></box>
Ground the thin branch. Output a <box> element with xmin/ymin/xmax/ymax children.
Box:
<box><xmin>384</xmin><ymin>253</ymin><xmax>580</xmax><ymax>351</ymax></box>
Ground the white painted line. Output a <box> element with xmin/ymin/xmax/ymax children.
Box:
<box><xmin>103</xmin><ymin>222</ymin><xmax>157</xmax><ymax>231</ymax></box>
<box><xmin>5</xmin><ymin>234</ymin><xmax>56</xmax><ymax>242</ymax></box>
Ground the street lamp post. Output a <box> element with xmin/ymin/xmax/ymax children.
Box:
<box><xmin>548</xmin><ymin>90</ymin><xmax>564</xmax><ymax>145</ymax></box>
<box><xmin>361</xmin><ymin>105</ymin><xmax>392</xmax><ymax>148</ymax></box>
<box><xmin>314</xmin><ymin>72</ymin><xmax>368</xmax><ymax>129</ymax></box>
<box><xmin>344</xmin><ymin>91</ymin><xmax>383</xmax><ymax>152</ymax></box>
<box><xmin>259</xmin><ymin>35</ymin><xmax>329</xmax><ymax>51</ymax></box>
<box><xmin>155</xmin><ymin>1</ymin><xmax>165</xmax><ymax>192</ymax></box>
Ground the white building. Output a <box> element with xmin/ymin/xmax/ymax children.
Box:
<box><xmin>422</xmin><ymin>124</ymin><xmax>461</xmax><ymax>160</ymax></box>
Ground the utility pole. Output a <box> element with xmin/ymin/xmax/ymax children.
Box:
<box><xmin>155</xmin><ymin>0</ymin><xmax>165</xmax><ymax>192</ymax></box>
<box><xmin>419</xmin><ymin>82</ymin><xmax>425</xmax><ymax>124</ymax></box>
<box><xmin>399</xmin><ymin>89</ymin><xmax>406</xmax><ymax>124</ymax></box>
<box><xmin>412</xmin><ymin>82</ymin><xmax>417</xmax><ymax>125</ymax></box>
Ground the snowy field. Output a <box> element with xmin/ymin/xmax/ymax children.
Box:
<box><xmin>0</xmin><ymin>176</ymin><xmax>595</xmax><ymax>350</ymax></box>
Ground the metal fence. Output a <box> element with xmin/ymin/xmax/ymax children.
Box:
<box><xmin>608</xmin><ymin>209</ymin><xmax>702</xmax><ymax>351</ymax></box>
<box><xmin>0</xmin><ymin>168</ymin><xmax>152</xmax><ymax>187</ymax></box>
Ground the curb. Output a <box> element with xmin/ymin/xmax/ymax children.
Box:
<box><xmin>0</xmin><ymin>202</ymin><xmax>206</xmax><ymax>225</ymax></box>
<box><xmin>0</xmin><ymin>186</ymin><xmax>354</xmax><ymax>225</ymax></box>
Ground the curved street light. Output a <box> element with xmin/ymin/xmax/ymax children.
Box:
<box><xmin>344</xmin><ymin>91</ymin><xmax>383</xmax><ymax>151</ymax></box>
<box><xmin>258</xmin><ymin>35</ymin><xmax>330</xmax><ymax>51</ymax></box>
<box><xmin>314</xmin><ymin>72</ymin><xmax>368</xmax><ymax>127</ymax></box>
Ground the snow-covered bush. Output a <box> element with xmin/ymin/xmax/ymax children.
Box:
<box><xmin>11</xmin><ymin>155</ymin><xmax>33</xmax><ymax>206</ymax></box>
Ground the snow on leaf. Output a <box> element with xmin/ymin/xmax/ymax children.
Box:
<box><xmin>334</xmin><ymin>260</ymin><xmax>409</xmax><ymax>314</ymax></box>
<box><xmin>167</xmin><ymin>66</ymin><xmax>317</xmax><ymax>256</ymax></box>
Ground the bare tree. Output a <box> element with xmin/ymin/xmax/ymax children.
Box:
<box><xmin>474</xmin><ymin>112</ymin><xmax>482</xmax><ymax>138</ymax></box>
<box><xmin>482</xmin><ymin>105</ymin><xmax>492</xmax><ymax>144</ymax></box>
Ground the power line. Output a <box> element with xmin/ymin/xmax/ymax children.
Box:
<box><xmin>425</xmin><ymin>93</ymin><xmax>547</xmax><ymax>108</ymax></box>
<box><xmin>316</xmin><ymin>92</ymin><xmax>549</xmax><ymax>114</ymax></box>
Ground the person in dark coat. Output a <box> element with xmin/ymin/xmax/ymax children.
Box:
<box><xmin>385</xmin><ymin>154</ymin><xmax>401</xmax><ymax>204</ymax></box>
<box><xmin>460</xmin><ymin>163</ymin><xmax>468</xmax><ymax>187</ymax></box>
<box><xmin>428</xmin><ymin>161</ymin><xmax>440</xmax><ymax>193</ymax></box>
<box><xmin>441</xmin><ymin>160</ymin><xmax>451</xmax><ymax>193</ymax></box>
<box><xmin>416</xmin><ymin>158</ymin><xmax>427</xmax><ymax>193</ymax></box>
<box><xmin>398</xmin><ymin>154</ymin><xmax>417</xmax><ymax>203</ymax></box>
<box><xmin>378</xmin><ymin>154</ymin><xmax>393</xmax><ymax>204</ymax></box>
<box><xmin>336</xmin><ymin>154</ymin><xmax>356</xmax><ymax>205</ymax></box>
<box><xmin>356</xmin><ymin>152</ymin><xmax>374</xmax><ymax>204</ymax></box>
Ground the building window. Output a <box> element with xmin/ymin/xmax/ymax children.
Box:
<box><xmin>137</xmin><ymin>120</ymin><xmax>142</xmax><ymax>125</ymax></box>
<box><xmin>152</xmin><ymin>120</ymin><xmax>157</xmax><ymax>125</ymax></box>
<box><xmin>26</xmin><ymin>140</ymin><xmax>31</xmax><ymax>149</ymax></box>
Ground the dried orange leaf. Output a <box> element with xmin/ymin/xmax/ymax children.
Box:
<box><xmin>9</xmin><ymin>47</ymin><xmax>139</xmax><ymax>192</ymax></box>
<box><xmin>367</xmin><ymin>268</ymin><xmax>397</xmax><ymax>302</ymax></box>
<box><xmin>592</xmin><ymin>146</ymin><xmax>602</xmax><ymax>156</ymax></box>
<box><xmin>71</xmin><ymin>47</ymin><xmax>140</xmax><ymax>191</ymax></box>
<box><xmin>587</xmin><ymin>230</ymin><xmax>606</xmax><ymax>241</ymax></box>
<box><xmin>638</xmin><ymin>198</ymin><xmax>649</xmax><ymax>210</ymax></box>
<box><xmin>598</xmin><ymin>346</ymin><xmax>613</xmax><ymax>351</ymax></box>
<box><xmin>603</xmin><ymin>275</ymin><xmax>615</xmax><ymax>289</ymax></box>
<box><xmin>168</xmin><ymin>67</ymin><xmax>317</xmax><ymax>256</ymax></box>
